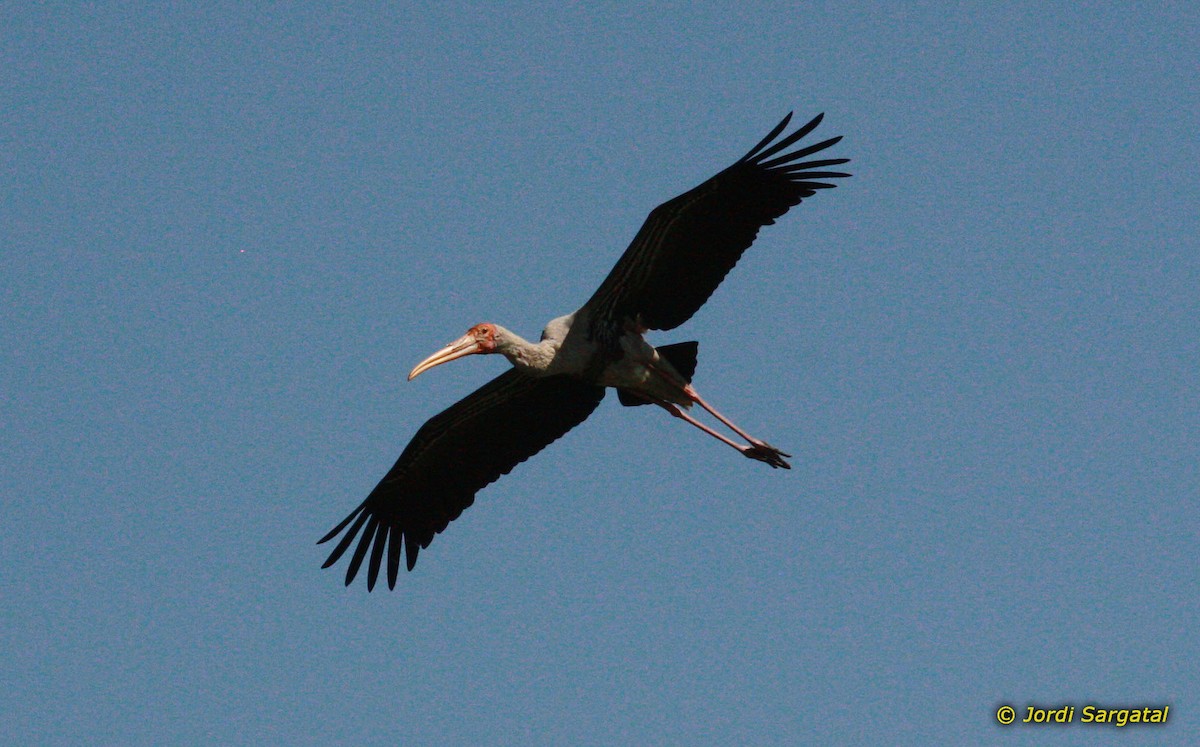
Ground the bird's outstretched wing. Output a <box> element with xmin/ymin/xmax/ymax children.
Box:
<box><xmin>584</xmin><ymin>112</ymin><xmax>850</xmax><ymax>335</ymax></box>
<box><xmin>319</xmin><ymin>370</ymin><xmax>605</xmax><ymax>590</ymax></box>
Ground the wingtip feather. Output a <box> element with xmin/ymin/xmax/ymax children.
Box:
<box><xmin>367</xmin><ymin>520</ymin><xmax>389</xmax><ymax>592</ymax></box>
<box><xmin>317</xmin><ymin>501</ymin><xmax>366</xmax><ymax>545</ymax></box>
<box><xmin>406</xmin><ymin>539</ymin><xmax>419</xmax><ymax>572</ymax></box>
<box><xmin>320</xmin><ymin>508</ymin><xmax>370</xmax><ymax>569</ymax></box>
<box><xmin>749</xmin><ymin>112</ymin><xmax>830</xmax><ymax>165</ymax></box>
<box><xmin>387</xmin><ymin>529</ymin><xmax>402</xmax><ymax>589</ymax></box>
<box><xmin>344</xmin><ymin>516</ymin><xmax>379</xmax><ymax>587</ymax></box>
<box><xmin>738</xmin><ymin>112</ymin><xmax>794</xmax><ymax>163</ymax></box>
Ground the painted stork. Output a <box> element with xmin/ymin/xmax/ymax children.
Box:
<box><xmin>320</xmin><ymin>112</ymin><xmax>850</xmax><ymax>589</ymax></box>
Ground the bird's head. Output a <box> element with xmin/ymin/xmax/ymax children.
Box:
<box><xmin>408</xmin><ymin>323</ymin><xmax>499</xmax><ymax>381</ymax></box>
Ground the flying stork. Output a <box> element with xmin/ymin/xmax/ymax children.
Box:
<box><xmin>320</xmin><ymin>112</ymin><xmax>850</xmax><ymax>589</ymax></box>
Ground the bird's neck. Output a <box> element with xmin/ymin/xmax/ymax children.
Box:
<box><xmin>493</xmin><ymin>327</ymin><xmax>557</xmax><ymax>374</ymax></box>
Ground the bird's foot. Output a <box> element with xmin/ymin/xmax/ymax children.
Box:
<box><xmin>742</xmin><ymin>441</ymin><xmax>792</xmax><ymax>469</ymax></box>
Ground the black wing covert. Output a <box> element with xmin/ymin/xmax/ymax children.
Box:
<box><xmin>584</xmin><ymin>112</ymin><xmax>850</xmax><ymax>335</ymax></box>
<box><xmin>319</xmin><ymin>370</ymin><xmax>605</xmax><ymax>590</ymax></box>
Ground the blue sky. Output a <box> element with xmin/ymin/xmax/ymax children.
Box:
<box><xmin>3</xmin><ymin>3</ymin><xmax>1197</xmax><ymax>745</ymax></box>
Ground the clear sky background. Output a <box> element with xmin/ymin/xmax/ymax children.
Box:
<box><xmin>3</xmin><ymin>4</ymin><xmax>1197</xmax><ymax>745</ymax></box>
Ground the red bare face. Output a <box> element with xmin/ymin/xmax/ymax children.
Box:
<box><xmin>466</xmin><ymin>323</ymin><xmax>497</xmax><ymax>353</ymax></box>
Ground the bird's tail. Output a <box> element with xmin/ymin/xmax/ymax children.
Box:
<box><xmin>617</xmin><ymin>341</ymin><xmax>698</xmax><ymax>407</ymax></box>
